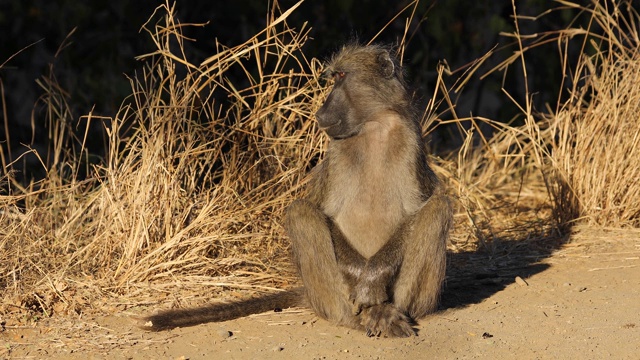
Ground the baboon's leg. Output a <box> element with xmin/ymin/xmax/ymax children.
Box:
<box><xmin>393</xmin><ymin>194</ymin><xmax>452</xmax><ymax>319</ymax></box>
<box><xmin>284</xmin><ymin>200</ymin><xmax>360</xmax><ymax>329</ymax></box>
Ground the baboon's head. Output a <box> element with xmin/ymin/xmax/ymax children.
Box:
<box><xmin>316</xmin><ymin>44</ymin><xmax>409</xmax><ymax>140</ymax></box>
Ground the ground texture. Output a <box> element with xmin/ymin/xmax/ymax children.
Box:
<box><xmin>2</xmin><ymin>228</ymin><xmax>639</xmax><ymax>359</ymax></box>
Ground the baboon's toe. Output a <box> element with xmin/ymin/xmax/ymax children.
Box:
<box><xmin>360</xmin><ymin>304</ymin><xmax>415</xmax><ymax>338</ymax></box>
<box><xmin>386</xmin><ymin>318</ymin><xmax>415</xmax><ymax>338</ymax></box>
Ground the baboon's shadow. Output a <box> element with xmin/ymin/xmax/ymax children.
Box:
<box><xmin>439</xmin><ymin>232</ymin><xmax>569</xmax><ymax>310</ymax></box>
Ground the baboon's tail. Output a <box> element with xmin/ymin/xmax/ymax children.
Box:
<box><xmin>137</xmin><ymin>288</ymin><xmax>304</xmax><ymax>331</ymax></box>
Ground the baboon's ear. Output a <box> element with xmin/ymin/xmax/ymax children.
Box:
<box><xmin>377</xmin><ymin>51</ymin><xmax>395</xmax><ymax>79</ymax></box>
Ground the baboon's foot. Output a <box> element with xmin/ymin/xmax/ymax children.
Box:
<box><xmin>360</xmin><ymin>304</ymin><xmax>415</xmax><ymax>338</ymax></box>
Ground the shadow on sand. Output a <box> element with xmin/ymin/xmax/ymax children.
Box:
<box><xmin>440</xmin><ymin>231</ymin><xmax>570</xmax><ymax>310</ymax></box>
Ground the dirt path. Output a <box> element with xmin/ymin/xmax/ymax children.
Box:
<box><xmin>2</xmin><ymin>229</ymin><xmax>639</xmax><ymax>359</ymax></box>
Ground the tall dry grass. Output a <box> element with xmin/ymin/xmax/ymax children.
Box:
<box><xmin>546</xmin><ymin>1</ymin><xmax>640</xmax><ymax>227</ymax></box>
<box><xmin>1</xmin><ymin>1</ymin><xmax>325</xmax><ymax>314</ymax></box>
<box><xmin>448</xmin><ymin>0</ymin><xmax>640</xmax><ymax>236</ymax></box>
<box><xmin>0</xmin><ymin>0</ymin><xmax>638</xmax><ymax>323</ymax></box>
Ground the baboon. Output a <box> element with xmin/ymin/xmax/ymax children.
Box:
<box><xmin>138</xmin><ymin>44</ymin><xmax>452</xmax><ymax>337</ymax></box>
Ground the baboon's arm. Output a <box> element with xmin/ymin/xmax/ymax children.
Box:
<box><xmin>350</xmin><ymin>227</ymin><xmax>405</xmax><ymax>314</ymax></box>
<box><xmin>330</xmin><ymin>220</ymin><xmax>366</xmax><ymax>287</ymax></box>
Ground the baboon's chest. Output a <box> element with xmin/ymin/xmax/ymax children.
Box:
<box><xmin>323</xmin><ymin>130</ymin><xmax>422</xmax><ymax>258</ymax></box>
<box><xmin>332</xmin><ymin>176</ymin><xmax>406</xmax><ymax>258</ymax></box>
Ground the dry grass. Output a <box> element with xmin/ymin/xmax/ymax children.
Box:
<box><xmin>0</xmin><ymin>0</ymin><xmax>638</xmax><ymax>326</ymax></box>
<box><xmin>1</xmin><ymin>1</ymin><xmax>324</xmax><ymax>317</ymax></box>
<box><xmin>545</xmin><ymin>1</ymin><xmax>640</xmax><ymax>227</ymax></box>
<box><xmin>447</xmin><ymin>0</ymin><xmax>640</xmax><ymax>234</ymax></box>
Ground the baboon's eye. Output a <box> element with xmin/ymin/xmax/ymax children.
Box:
<box><xmin>320</xmin><ymin>71</ymin><xmax>346</xmax><ymax>85</ymax></box>
<box><xmin>332</xmin><ymin>71</ymin><xmax>346</xmax><ymax>81</ymax></box>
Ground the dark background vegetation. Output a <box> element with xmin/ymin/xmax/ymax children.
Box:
<box><xmin>0</xmin><ymin>0</ymin><xmax>591</xmax><ymax>184</ymax></box>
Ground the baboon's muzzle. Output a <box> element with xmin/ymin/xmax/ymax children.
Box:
<box><xmin>315</xmin><ymin>106</ymin><xmax>338</xmax><ymax>130</ymax></box>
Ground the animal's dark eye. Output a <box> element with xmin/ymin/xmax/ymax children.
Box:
<box><xmin>320</xmin><ymin>71</ymin><xmax>346</xmax><ymax>85</ymax></box>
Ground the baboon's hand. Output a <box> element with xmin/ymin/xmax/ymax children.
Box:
<box><xmin>350</xmin><ymin>277</ymin><xmax>389</xmax><ymax>315</ymax></box>
<box><xmin>349</xmin><ymin>258</ymin><xmax>397</xmax><ymax>315</ymax></box>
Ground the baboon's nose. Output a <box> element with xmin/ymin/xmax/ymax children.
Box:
<box><xmin>315</xmin><ymin>110</ymin><xmax>327</xmax><ymax>127</ymax></box>
<box><xmin>316</xmin><ymin>107</ymin><xmax>337</xmax><ymax>129</ymax></box>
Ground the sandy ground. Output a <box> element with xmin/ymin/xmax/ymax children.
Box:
<box><xmin>2</xmin><ymin>228</ymin><xmax>639</xmax><ymax>360</ymax></box>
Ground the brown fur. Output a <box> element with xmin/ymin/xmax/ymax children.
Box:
<box><xmin>285</xmin><ymin>44</ymin><xmax>452</xmax><ymax>337</ymax></box>
<box><xmin>137</xmin><ymin>44</ymin><xmax>452</xmax><ymax>337</ymax></box>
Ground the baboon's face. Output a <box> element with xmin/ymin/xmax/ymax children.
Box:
<box><xmin>315</xmin><ymin>46</ymin><xmax>405</xmax><ymax>140</ymax></box>
<box><xmin>316</xmin><ymin>70</ymin><xmax>357</xmax><ymax>139</ymax></box>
